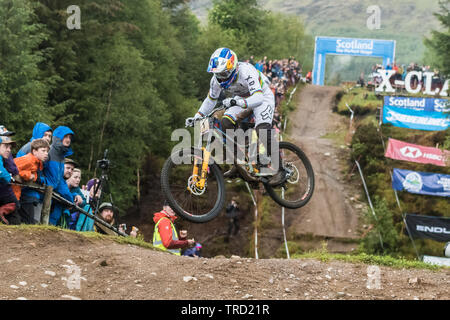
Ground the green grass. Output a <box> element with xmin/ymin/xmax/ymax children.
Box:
<box><xmin>0</xmin><ymin>224</ymin><xmax>158</xmax><ymax>251</ymax></box>
<box><xmin>292</xmin><ymin>247</ymin><xmax>448</xmax><ymax>271</ymax></box>
<box><xmin>337</xmin><ymin>87</ymin><xmax>382</xmax><ymax>114</ymax></box>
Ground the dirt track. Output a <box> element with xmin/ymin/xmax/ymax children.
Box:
<box><xmin>0</xmin><ymin>226</ymin><xmax>448</xmax><ymax>301</ymax></box>
<box><xmin>286</xmin><ymin>85</ymin><xmax>362</xmax><ymax>240</ymax></box>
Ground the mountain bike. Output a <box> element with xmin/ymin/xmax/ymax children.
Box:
<box><xmin>161</xmin><ymin>102</ymin><xmax>314</xmax><ymax>223</ymax></box>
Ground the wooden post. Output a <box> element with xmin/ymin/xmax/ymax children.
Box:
<box><xmin>40</xmin><ymin>185</ymin><xmax>53</xmax><ymax>225</ymax></box>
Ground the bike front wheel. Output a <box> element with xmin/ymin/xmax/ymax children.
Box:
<box><xmin>161</xmin><ymin>147</ymin><xmax>226</xmax><ymax>223</ymax></box>
<box><xmin>264</xmin><ymin>141</ymin><xmax>314</xmax><ymax>209</ymax></box>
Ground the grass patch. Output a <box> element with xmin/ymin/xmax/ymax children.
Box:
<box><xmin>321</xmin><ymin>127</ymin><xmax>347</xmax><ymax>146</ymax></box>
<box><xmin>337</xmin><ymin>87</ymin><xmax>382</xmax><ymax>115</ymax></box>
<box><xmin>292</xmin><ymin>248</ymin><xmax>447</xmax><ymax>271</ymax></box>
<box><xmin>1</xmin><ymin>224</ymin><xmax>158</xmax><ymax>251</ymax></box>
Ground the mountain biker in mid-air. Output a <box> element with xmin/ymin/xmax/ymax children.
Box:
<box><xmin>185</xmin><ymin>47</ymin><xmax>285</xmax><ymax>186</ymax></box>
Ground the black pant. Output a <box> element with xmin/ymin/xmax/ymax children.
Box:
<box><xmin>227</xmin><ymin>217</ymin><xmax>240</xmax><ymax>237</ymax></box>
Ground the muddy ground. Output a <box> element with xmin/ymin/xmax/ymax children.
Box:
<box><xmin>0</xmin><ymin>226</ymin><xmax>449</xmax><ymax>301</ymax></box>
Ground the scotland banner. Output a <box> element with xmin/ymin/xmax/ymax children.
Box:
<box><xmin>404</xmin><ymin>214</ymin><xmax>450</xmax><ymax>242</ymax></box>
<box><xmin>392</xmin><ymin>168</ymin><xmax>450</xmax><ymax>197</ymax></box>
<box><xmin>384</xmin><ymin>96</ymin><xmax>449</xmax><ymax>112</ymax></box>
<box><xmin>382</xmin><ymin>105</ymin><xmax>450</xmax><ymax>131</ymax></box>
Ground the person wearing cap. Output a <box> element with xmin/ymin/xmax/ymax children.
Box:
<box><xmin>0</xmin><ymin>135</ymin><xmax>21</xmax><ymax>224</ymax></box>
<box><xmin>75</xmin><ymin>202</ymin><xmax>115</xmax><ymax>234</ymax></box>
<box><xmin>152</xmin><ymin>202</ymin><xmax>195</xmax><ymax>255</ymax></box>
<box><xmin>16</xmin><ymin>122</ymin><xmax>53</xmax><ymax>158</ymax></box>
<box><xmin>63</xmin><ymin>158</ymin><xmax>78</xmax><ymax>180</ymax></box>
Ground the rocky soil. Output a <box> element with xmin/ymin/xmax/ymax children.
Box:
<box><xmin>0</xmin><ymin>226</ymin><xmax>448</xmax><ymax>301</ymax></box>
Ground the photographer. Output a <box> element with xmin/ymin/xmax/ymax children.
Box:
<box><xmin>225</xmin><ymin>197</ymin><xmax>241</xmax><ymax>242</ymax></box>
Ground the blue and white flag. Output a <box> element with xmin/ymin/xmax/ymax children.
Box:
<box><xmin>384</xmin><ymin>96</ymin><xmax>449</xmax><ymax>112</ymax></box>
<box><xmin>392</xmin><ymin>168</ymin><xmax>450</xmax><ymax>197</ymax></box>
<box><xmin>382</xmin><ymin>105</ymin><xmax>450</xmax><ymax>131</ymax></box>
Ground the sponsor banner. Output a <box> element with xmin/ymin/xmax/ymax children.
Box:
<box><xmin>315</xmin><ymin>37</ymin><xmax>395</xmax><ymax>58</ymax></box>
<box><xmin>382</xmin><ymin>105</ymin><xmax>450</xmax><ymax>131</ymax></box>
<box><xmin>385</xmin><ymin>138</ymin><xmax>449</xmax><ymax>167</ymax></box>
<box><xmin>384</xmin><ymin>96</ymin><xmax>449</xmax><ymax>112</ymax></box>
<box><xmin>404</xmin><ymin>214</ymin><xmax>450</xmax><ymax>242</ymax></box>
<box><xmin>422</xmin><ymin>255</ymin><xmax>450</xmax><ymax>267</ymax></box>
<box><xmin>392</xmin><ymin>168</ymin><xmax>450</xmax><ymax>197</ymax></box>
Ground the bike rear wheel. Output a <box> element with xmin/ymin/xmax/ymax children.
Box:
<box><xmin>264</xmin><ymin>141</ymin><xmax>314</xmax><ymax>209</ymax></box>
<box><xmin>161</xmin><ymin>147</ymin><xmax>226</xmax><ymax>223</ymax></box>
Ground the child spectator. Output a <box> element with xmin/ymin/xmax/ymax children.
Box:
<box><xmin>16</xmin><ymin>122</ymin><xmax>52</xmax><ymax>158</ymax></box>
<box><xmin>182</xmin><ymin>242</ymin><xmax>202</xmax><ymax>258</ymax></box>
<box><xmin>0</xmin><ymin>135</ymin><xmax>20</xmax><ymax>225</ymax></box>
<box><xmin>63</xmin><ymin>168</ymin><xmax>86</xmax><ymax>229</ymax></box>
<box><xmin>12</xmin><ymin>139</ymin><xmax>49</xmax><ymax>223</ymax></box>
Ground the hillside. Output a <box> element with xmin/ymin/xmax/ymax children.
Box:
<box><xmin>190</xmin><ymin>0</ymin><xmax>442</xmax><ymax>71</ymax></box>
<box><xmin>0</xmin><ymin>225</ymin><xmax>448</xmax><ymax>301</ymax></box>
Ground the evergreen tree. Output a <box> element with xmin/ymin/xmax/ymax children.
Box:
<box><xmin>0</xmin><ymin>0</ymin><xmax>49</xmax><ymax>142</ymax></box>
<box><xmin>424</xmin><ymin>0</ymin><xmax>450</xmax><ymax>76</ymax></box>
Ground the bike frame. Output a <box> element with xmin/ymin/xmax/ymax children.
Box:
<box><xmin>191</xmin><ymin>105</ymin><xmax>263</xmax><ymax>189</ymax></box>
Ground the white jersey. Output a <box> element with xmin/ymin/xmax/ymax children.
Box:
<box><xmin>199</xmin><ymin>62</ymin><xmax>272</xmax><ymax>117</ymax></box>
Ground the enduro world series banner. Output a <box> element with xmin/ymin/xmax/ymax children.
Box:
<box><xmin>404</xmin><ymin>214</ymin><xmax>450</xmax><ymax>242</ymax></box>
<box><xmin>382</xmin><ymin>97</ymin><xmax>450</xmax><ymax>131</ymax></box>
<box><xmin>392</xmin><ymin>168</ymin><xmax>450</xmax><ymax>197</ymax></box>
<box><xmin>385</xmin><ymin>138</ymin><xmax>449</xmax><ymax>167</ymax></box>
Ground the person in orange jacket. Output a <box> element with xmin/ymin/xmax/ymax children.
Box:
<box><xmin>12</xmin><ymin>139</ymin><xmax>49</xmax><ymax>223</ymax></box>
<box><xmin>152</xmin><ymin>202</ymin><xmax>194</xmax><ymax>255</ymax></box>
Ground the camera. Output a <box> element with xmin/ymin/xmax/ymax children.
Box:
<box><xmin>97</xmin><ymin>159</ymin><xmax>110</xmax><ymax>170</ymax></box>
<box><xmin>96</xmin><ymin>149</ymin><xmax>110</xmax><ymax>170</ymax></box>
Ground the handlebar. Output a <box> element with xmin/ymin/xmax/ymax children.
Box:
<box><xmin>186</xmin><ymin>99</ymin><xmax>237</xmax><ymax>127</ymax></box>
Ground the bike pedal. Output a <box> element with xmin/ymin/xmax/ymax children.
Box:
<box><xmin>260</xmin><ymin>177</ymin><xmax>269</xmax><ymax>184</ymax></box>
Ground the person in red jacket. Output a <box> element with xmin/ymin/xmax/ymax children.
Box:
<box><xmin>152</xmin><ymin>202</ymin><xmax>194</xmax><ymax>255</ymax></box>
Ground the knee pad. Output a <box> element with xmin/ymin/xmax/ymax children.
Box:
<box><xmin>221</xmin><ymin>116</ymin><xmax>237</xmax><ymax>131</ymax></box>
<box><xmin>255</xmin><ymin>122</ymin><xmax>272</xmax><ymax>134</ymax></box>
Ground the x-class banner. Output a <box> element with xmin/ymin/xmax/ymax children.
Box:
<box><xmin>382</xmin><ymin>105</ymin><xmax>450</xmax><ymax>131</ymax></box>
<box><xmin>385</xmin><ymin>138</ymin><xmax>449</xmax><ymax>167</ymax></box>
<box><xmin>392</xmin><ymin>168</ymin><xmax>450</xmax><ymax>197</ymax></box>
<box><xmin>384</xmin><ymin>96</ymin><xmax>449</xmax><ymax>112</ymax></box>
<box><xmin>404</xmin><ymin>214</ymin><xmax>450</xmax><ymax>242</ymax></box>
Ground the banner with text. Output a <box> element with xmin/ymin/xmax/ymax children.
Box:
<box><xmin>392</xmin><ymin>168</ymin><xmax>450</xmax><ymax>197</ymax></box>
<box><xmin>382</xmin><ymin>105</ymin><xmax>450</xmax><ymax>131</ymax></box>
<box><xmin>385</xmin><ymin>138</ymin><xmax>449</xmax><ymax>167</ymax></box>
<box><xmin>384</xmin><ymin>96</ymin><xmax>449</xmax><ymax>112</ymax></box>
<box><xmin>404</xmin><ymin>214</ymin><xmax>450</xmax><ymax>242</ymax></box>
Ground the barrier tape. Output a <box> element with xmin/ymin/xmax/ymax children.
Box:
<box><xmin>279</xmin><ymin>134</ymin><xmax>290</xmax><ymax>259</ymax></box>
<box><xmin>354</xmin><ymin>160</ymin><xmax>384</xmax><ymax>250</ymax></box>
<box><xmin>245</xmin><ymin>181</ymin><xmax>258</xmax><ymax>259</ymax></box>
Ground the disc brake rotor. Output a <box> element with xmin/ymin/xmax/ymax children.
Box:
<box><xmin>187</xmin><ymin>175</ymin><xmax>207</xmax><ymax>196</ymax></box>
<box><xmin>285</xmin><ymin>162</ymin><xmax>299</xmax><ymax>184</ymax></box>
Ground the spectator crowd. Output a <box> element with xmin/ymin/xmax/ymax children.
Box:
<box><xmin>0</xmin><ymin>123</ymin><xmax>137</xmax><ymax>237</ymax></box>
<box><xmin>243</xmin><ymin>55</ymin><xmax>303</xmax><ymax>132</ymax></box>
<box><xmin>364</xmin><ymin>62</ymin><xmax>446</xmax><ymax>93</ymax></box>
